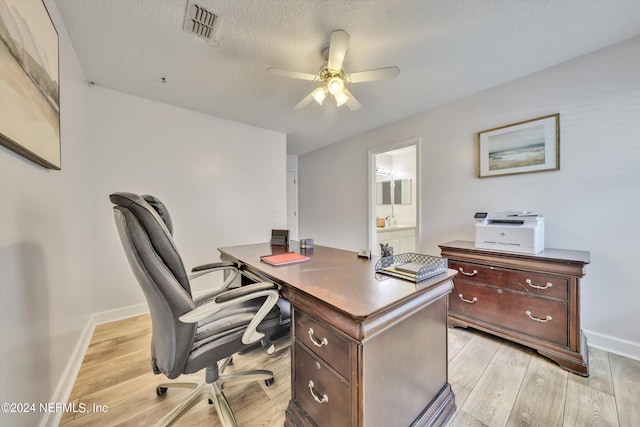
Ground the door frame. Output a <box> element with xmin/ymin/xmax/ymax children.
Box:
<box><xmin>368</xmin><ymin>137</ymin><xmax>421</xmax><ymax>255</ymax></box>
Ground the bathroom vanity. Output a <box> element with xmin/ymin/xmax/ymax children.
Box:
<box><xmin>376</xmin><ymin>225</ymin><xmax>416</xmax><ymax>254</ymax></box>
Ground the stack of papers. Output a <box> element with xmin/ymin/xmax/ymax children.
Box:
<box><xmin>381</xmin><ymin>261</ymin><xmax>447</xmax><ymax>282</ymax></box>
<box><xmin>393</xmin><ymin>262</ymin><xmax>425</xmax><ymax>274</ymax></box>
<box><xmin>382</xmin><ymin>261</ymin><xmax>427</xmax><ymax>278</ymax></box>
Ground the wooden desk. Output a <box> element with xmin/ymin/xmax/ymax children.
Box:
<box><xmin>219</xmin><ymin>242</ymin><xmax>457</xmax><ymax>427</ymax></box>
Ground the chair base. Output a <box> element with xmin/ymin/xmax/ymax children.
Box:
<box><xmin>155</xmin><ymin>364</ymin><xmax>274</xmax><ymax>427</ymax></box>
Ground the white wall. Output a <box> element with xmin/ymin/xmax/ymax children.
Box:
<box><xmin>89</xmin><ymin>86</ymin><xmax>287</xmax><ymax>313</ymax></box>
<box><xmin>0</xmin><ymin>1</ymin><xmax>93</xmax><ymax>425</ymax></box>
<box><xmin>1</xmin><ymin>1</ymin><xmax>287</xmax><ymax>424</ymax></box>
<box><xmin>299</xmin><ymin>36</ymin><xmax>640</xmax><ymax>356</ymax></box>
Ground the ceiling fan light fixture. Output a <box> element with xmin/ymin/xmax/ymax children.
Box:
<box><xmin>334</xmin><ymin>90</ymin><xmax>349</xmax><ymax>107</ymax></box>
<box><xmin>327</xmin><ymin>76</ymin><xmax>344</xmax><ymax>96</ymax></box>
<box><xmin>267</xmin><ymin>29</ymin><xmax>398</xmax><ymax>111</ymax></box>
<box><xmin>311</xmin><ymin>86</ymin><xmax>327</xmax><ymax>105</ymax></box>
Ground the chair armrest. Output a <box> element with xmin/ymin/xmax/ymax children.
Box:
<box><xmin>179</xmin><ymin>282</ymin><xmax>280</xmax><ymax>345</ymax></box>
<box><xmin>191</xmin><ymin>261</ymin><xmax>237</xmax><ymax>273</ymax></box>
<box><xmin>189</xmin><ymin>262</ymin><xmax>239</xmax><ymax>301</ymax></box>
<box><xmin>214</xmin><ymin>282</ymin><xmax>277</xmax><ymax>303</ymax></box>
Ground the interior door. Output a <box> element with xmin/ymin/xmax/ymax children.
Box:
<box><xmin>287</xmin><ymin>170</ymin><xmax>299</xmax><ymax>241</ymax></box>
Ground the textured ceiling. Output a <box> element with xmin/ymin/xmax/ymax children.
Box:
<box><xmin>55</xmin><ymin>0</ymin><xmax>640</xmax><ymax>155</ymax></box>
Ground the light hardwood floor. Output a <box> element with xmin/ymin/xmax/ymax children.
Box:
<box><xmin>61</xmin><ymin>314</ymin><xmax>639</xmax><ymax>426</ymax></box>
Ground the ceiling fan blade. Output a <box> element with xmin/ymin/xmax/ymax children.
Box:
<box><xmin>267</xmin><ymin>67</ymin><xmax>319</xmax><ymax>81</ymax></box>
<box><xmin>346</xmin><ymin>66</ymin><xmax>400</xmax><ymax>83</ymax></box>
<box><xmin>343</xmin><ymin>88</ymin><xmax>361</xmax><ymax>111</ymax></box>
<box><xmin>327</xmin><ymin>30</ymin><xmax>350</xmax><ymax>73</ymax></box>
<box><xmin>294</xmin><ymin>92</ymin><xmax>315</xmax><ymax>109</ymax></box>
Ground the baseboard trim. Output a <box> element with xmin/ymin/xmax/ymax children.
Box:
<box><xmin>39</xmin><ymin>319</ymin><xmax>95</xmax><ymax>427</ymax></box>
<box><xmin>92</xmin><ymin>301</ymin><xmax>149</xmax><ymax>326</ymax></box>
<box><xmin>42</xmin><ymin>291</ymin><xmax>222</xmax><ymax>424</ymax></box>
<box><xmin>583</xmin><ymin>329</ymin><xmax>640</xmax><ymax>361</ymax></box>
<box><xmin>40</xmin><ymin>302</ymin><xmax>150</xmax><ymax>427</ymax></box>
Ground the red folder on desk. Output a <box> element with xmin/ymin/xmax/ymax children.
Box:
<box><xmin>260</xmin><ymin>252</ymin><xmax>310</xmax><ymax>266</ymax></box>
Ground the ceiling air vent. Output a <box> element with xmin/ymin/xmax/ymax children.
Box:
<box><xmin>183</xmin><ymin>1</ymin><xmax>219</xmax><ymax>42</ymax></box>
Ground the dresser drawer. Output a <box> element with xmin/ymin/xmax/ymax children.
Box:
<box><xmin>449</xmin><ymin>261</ymin><xmax>568</xmax><ymax>300</ymax></box>
<box><xmin>450</xmin><ymin>280</ymin><xmax>568</xmax><ymax>346</ymax></box>
<box><xmin>294</xmin><ymin>343</ymin><xmax>351</xmax><ymax>427</ymax></box>
<box><xmin>295</xmin><ymin>311</ymin><xmax>351</xmax><ymax>379</ymax></box>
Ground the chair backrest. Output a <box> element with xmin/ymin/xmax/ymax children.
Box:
<box><xmin>141</xmin><ymin>194</ymin><xmax>174</xmax><ymax>236</ymax></box>
<box><xmin>110</xmin><ymin>192</ymin><xmax>195</xmax><ymax>378</ymax></box>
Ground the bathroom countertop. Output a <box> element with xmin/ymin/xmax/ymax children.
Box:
<box><xmin>376</xmin><ymin>225</ymin><xmax>416</xmax><ymax>233</ymax></box>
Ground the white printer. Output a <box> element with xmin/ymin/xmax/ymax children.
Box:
<box><xmin>474</xmin><ymin>211</ymin><xmax>544</xmax><ymax>254</ymax></box>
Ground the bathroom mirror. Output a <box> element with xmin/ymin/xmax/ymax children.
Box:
<box><xmin>377</xmin><ymin>179</ymin><xmax>412</xmax><ymax>205</ymax></box>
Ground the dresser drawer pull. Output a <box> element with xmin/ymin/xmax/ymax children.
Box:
<box><xmin>308</xmin><ymin>328</ymin><xmax>329</xmax><ymax>347</ymax></box>
<box><xmin>525</xmin><ymin>310</ymin><xmax>552</xmax><ymax>322</ymax></box>
<box><xmin>458</xmin><ymin>293</ymin><xmax>478</xmax><ymax>304</ymax></box>
<box><xmin>459</xmin><ymin>267</ymin><xmax>478</xmax><ymax>276</ymax></box>
<box><xmin>308</xmin><ymin>380</ymin><xmax>329</xmax><ymax>404</ymax></box>
<box><xmin>526</xmin><ymin>279</ymin><xmax>553</xmax><ymax>290</ymax></box>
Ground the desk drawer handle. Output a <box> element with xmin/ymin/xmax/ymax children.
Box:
<box><xmin>526</xmin><ymin>279</ymin><xmax>553</xmax><ymax>290</ymax></box>
<box><xmin>308</xmin><ymin>380</ymin><xmax>329</xmax><ymax>404</ymax></box>
<box><xmin>525</xmin><ymin>310</ymin><xmax>552</xmax><ymax>322</ymax></box>
<box><xmin>308</xmin><ymin>328</ymin><xmax>328</xmax><ymax>347</ymax></box>
<box><xmin>458</xmin><ymin>293</ymin><xmax>478</xmax><ymax>304</ymax></box>
<box><xmin>459</xmin><ymin>268</ymin><xmax>478</xmax><ymax>276</ymax></box>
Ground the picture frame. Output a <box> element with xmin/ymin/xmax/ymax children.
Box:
<box><xmin>0</xmin><ymin>0</ymin><xmax>60</xmax><ymax>169</ymax></box>
<box><xmin>477</xmin><ymin>114</ymin><xmax>559</xmax><ymax>178</ymax></box>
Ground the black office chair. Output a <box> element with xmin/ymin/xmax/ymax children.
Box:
<box><xmin>110</xmin><ymin>192</ymin><xmax>282</xmax><ymax>426</ymax></box>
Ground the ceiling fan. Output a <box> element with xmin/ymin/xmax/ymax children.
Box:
<box><xmin>267</xmin><ymin>29</ymin><xmax>400</xmax><ymax>111</ymax></box>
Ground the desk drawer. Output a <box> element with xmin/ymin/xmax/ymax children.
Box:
<box><xmin>449</xmin><ymin>261</ymin><xmax>568</xmax><ymax>300</ymax></box>
<box><xmin>451</xmin><ymin>280</ymin><xmax>568</xmax><ymax>346</ymax></box>
<box><xmin>294</xmin><ymin>343</ymin><xmax>351</xmax><ymax>427</ymax></box>
<box><xmin>295</xmin><ymin>311</ymin><xmax>351</xmax><ymax>379</ymax></box>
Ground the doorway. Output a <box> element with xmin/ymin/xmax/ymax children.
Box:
<box><xmin>368</xmin><ymin>138</ymin><xmax>420</xmax><ymax>256</ymax></box>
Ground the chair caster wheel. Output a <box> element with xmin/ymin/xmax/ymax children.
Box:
<box><xmin>266</xmin><ymin>344</ymin><xmax>275</xmax><ymax>355</ymax></box>
<box><xmin>208</xmin><ymin>399</ymin><xmax>214</xmax><ymax>405</ymax></box>
<box><xmin>265</xmin><ymin>377</ymin><xmax>275</xmax><ymax>387</ymax></box>
<box><xmin>156</xmin><ymin>386</ymin><xmax>167</xmax><ymax>396</ymax></box>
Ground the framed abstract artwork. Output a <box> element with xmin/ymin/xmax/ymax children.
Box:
<box><xmin>478</xmin><ymin>114</ymin><xmax>559</xmax><ymax>178</ymax></box>
<box><xmin>0</xmin><ymin>0</ymin><xmax>60</xmax><ymax>169</ymax></box>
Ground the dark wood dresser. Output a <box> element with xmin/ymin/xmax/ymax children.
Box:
<box><xmin>439</xmin><ymin>240</ymin><xmax>590</xmax><ymax>376</ymax></box>
<box><xmin>220</xmin><ymin>242</ymin><xmax>458</xmax><ymax>426</ymax></box>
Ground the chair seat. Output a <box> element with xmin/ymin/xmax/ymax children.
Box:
<box><xmin>194</xmin><ymin>302</ymin><xmax>281</xmax><ymax>347</ymax></box>
<box><xmin>185</xmin><ymin>301</ymin><xmax>281</xmax><ymax>374</ymax></box>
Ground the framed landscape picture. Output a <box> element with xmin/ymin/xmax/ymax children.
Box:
<box><xmin>477</xmin><ymin>114</ymin><xmax>559</xmax><ymax>178</ymax></box>
<box><xmin>0</xmin><ymin>0</ymin><xmax>60</xmax><ymax>169</ymax></box>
